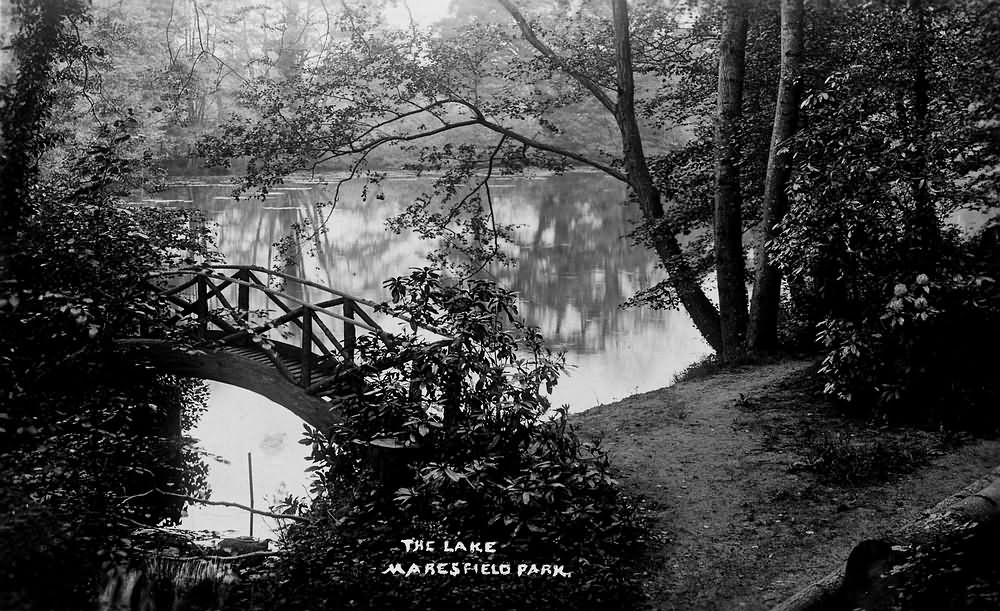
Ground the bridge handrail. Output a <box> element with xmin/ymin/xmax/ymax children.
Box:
<box><xmin>149</xmin><ymin>269</ymin><xmax>382</xmax><ymax>334</ymax></box>
<box><xmin>150</xmin><ymin>265</ymin><xmax>453</xmax><ymax>340</ymax></box>
<box><xmin>192</xmin><ymin>265</ymin><xmax>382</xmax><ymax>310</ymax></box>
<box><xmin>131</xmin><ymin>264</ymin><xmax>459</xmax><ymax>410</ymax></box>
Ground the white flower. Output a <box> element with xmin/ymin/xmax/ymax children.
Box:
<box><xmin>914</xmin><ymin>296</ymin><xmax>928</xmax><ymax>310</ymax></box>
<box><xmin>893</xmin><ymin>283</ymin><xmax>908</xmax><ymax>297</ymax></box>
<box><xmin>916</xmin><ymin>274</ymin><xmax>929</xmax><ymax>286</ymax></box>
<box><xmin>889</xmin><ymin>298</ymin><xmax>905</xmax><ymax>311</ymax></box>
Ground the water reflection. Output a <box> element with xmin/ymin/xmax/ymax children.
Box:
<box><xmin>151</xmin><ymin>171</ymin><xmax>710</xmax><ymax>409</ymax></box>
<box><xmin>182</xmin><ymin>382</ymin><xmax>310</xmax><ymax>540</ymax></box>
<box><xmin>150</xmin><ymin>172</ymin><xmax>709</xmax><ymax>535</ymax></box>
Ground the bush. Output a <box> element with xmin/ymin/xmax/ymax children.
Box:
<box><xmin>235</xmin><ymin>269</ymin><xmax>652</xmax><ymax>611</ymax></box>
<box><xmin>815</xmin><ymin>228</ymin><xmax>1000</xmax><ymax>428</ymax></box>
<box><xmin>801</xmin><ymin>432</ymin><xmax>930</xmax><ymax>487</ymax></box>
<box><xmin>775</xmin><ymin>292</ymin><xmax>820</xmax><ymax>353</ymax></box>
<box><xmin>0</xmin><ymin>176</ymin><xmax>214</xmax><ymax>609</ymax></box>
<box><xmin>672</xmin><ymin>353</ymin><xmax>721</xmax><ymax>384</ymax></box>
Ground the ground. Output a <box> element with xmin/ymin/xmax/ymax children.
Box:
<box><xmin>572</xmin><ymin>360</ymin><xmax>1000</xmax><ymax>610</ymax></box>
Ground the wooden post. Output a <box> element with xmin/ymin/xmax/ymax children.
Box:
<box><xmin>300</xmin><ymin>310</ymin><xmax>313</xmax><ymax>387</ymax></box>
<box><xmin>196</xmin><ymin>276</ymin><xmax>208</xmax><ymax>338</ymax></box>
<box><xmin>248</xmin><ymin>452</ymin><xmax>255</xmax><ymax>538</ymax></box>
<box><xmin>237</xmin><ymin>269</ymin><xmax>250</xmax><ymax>323</ymax></box>
<box><xmin>343</xmin><ymin>300</ymin><xmax>356</xmax><ymax>362</ymax></box>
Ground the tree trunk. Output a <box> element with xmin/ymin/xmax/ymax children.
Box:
<box><xmin>903</xmin><ymin>0</ymin><xmax>939</xmax><ymax>268</ymax></box>
<box><xmin>748</xmin><ymin>0</ymin><xmax>804</xmax><ymax>354</ymax></box>
<box><xmin>611</xmin><ymin>0</ymin><xmax>723</xmax><ymax>352</ymax></box>
<box><xmin>713</xmin><ymin>0</ymin><xmax>750</xmax><ymax>363</ymax></box>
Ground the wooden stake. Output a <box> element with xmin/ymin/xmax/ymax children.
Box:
<box><xmin>248</xmin><ymin>452</ymin><xmax>255</xmax><ymax>538</ymax></box>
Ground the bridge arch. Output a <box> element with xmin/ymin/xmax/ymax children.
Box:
<box><xmin>116</xmin><ymin>265</ymin><xmax>426</xmax><ymax>431</ymax></box>
<box><xmin>118</xmin><ymin>338</ymin><xmax>341</xmax><ymax>430</ymax></box>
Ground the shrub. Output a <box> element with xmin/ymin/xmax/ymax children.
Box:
<box><xmin>1</xmin><ymin>168</ymin><xmax>214</xmax><ymax>609</ymax></box>
<box><xmin>801</xmin><ymin>432</ymin><xmax>930</xmax><ymax>487</ymax></box>
<box><xmin>815</xmin><ymin>227</ymin><xmax>1000</xmax><ymax>428</ymax></box>
<box><xmin>235</xmin><ymin>269</ymin><xmax>652</xmax><ymax>611</ymax></box>
<box><xmin>672</xmin><ymin>353</ymin><xmax>721</xmax><ymax>384</ymax></box>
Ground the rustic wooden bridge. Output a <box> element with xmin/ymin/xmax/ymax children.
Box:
<box><xmin>117</xmin><ymin>265</ymin><xmax>408</xmax><ymax>430</ymax></box>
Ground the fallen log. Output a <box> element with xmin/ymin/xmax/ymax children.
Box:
<box><xmin>770</xmin><ymin>464</ymin><xmax>1000</xmax><ymax>611</ymax></box>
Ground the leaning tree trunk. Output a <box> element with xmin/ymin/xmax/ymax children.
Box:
<box><xmin>713</xmin><ymin>0</ymin><xmax>750</xmax><ymax>364</ymax></box>
<box><xmin>611</xmin><ymin>0</ymin><xmax>723</xmax><ymax>352</ymax></box>
<box><xmin>498</xmin><ymin>0</ymin><xmax>723</xmax><ymax>352</ymax></box>
<box><xmin>748</xmin><ymin>0</ymin><xmax>804</xmax><ymax>354</ymax></box>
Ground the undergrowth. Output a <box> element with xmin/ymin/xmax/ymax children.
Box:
<box><xmin>799</xmin><ymin>432</ymin><xmax>932</xmax><ymax>487</ymax></box>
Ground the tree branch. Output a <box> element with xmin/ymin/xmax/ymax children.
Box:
<box><xmin>473</xmin><ymin>115</ymin><xmax>628</xmax><ymax>182</ymax></box>
<box><xmin>335</xmin><ymin>119</ymin><xmax>482</xmax><ymax>155</ymax></box>
<box><xmin>119</xmin><ymin>488</ymin><xmax>312</xmax><ymax>523</ymax></box>
<box><xmin>495</xmin><ymin>0</ymin><xmax>617</xmax><ymax>115</ymax></box>
<box><xmin>148</xmin><ymin>550</ymin><xmax>286</xmax><ymax>561</ymax></box>
<box><xmin>322</xmin><ymin>99</ymin><xmax>629</xmax><ymax>182</ymax></box>
<box><xmin>459</xmin><ymin>136</ymin><xmax>507</xmax><ymax>280</ymax></box>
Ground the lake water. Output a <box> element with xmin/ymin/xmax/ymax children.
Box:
<box><xmin>146</xmin><ymin>171</ymin><xmax>710</xmax><ymax>537</ymax></box>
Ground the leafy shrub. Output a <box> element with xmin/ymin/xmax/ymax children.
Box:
<box><xmin>801</xmin><ymin>432</ymin><xmax>930</xmax><ymax>487</ymax></box>
<box><xmin>775</xmin><ymin>292</ymin><xmax>820</xmax><ymax>353</ymax></box>
<box><xmin>771</xmin><ymin>1</ymin><xmax>999</xmax><ymax>359</ymax></box>
<box><xmin>770</xmin><ymin>1</ymin><xmax>1000</xmax><ymax>426</ymax></box>
<box><xmin>879</xmin><ymin>517</ymin><xmax>1000</xmax><ymax>610</ymax></box>
<box><xmin>0</xmin><ymin>173</ymin><xmax>215</xmax><ymax>609</ymax></box>
<box><xmin>815</xmin><ymin>230</ymin><xmax>1000</xmax><ymax>428</ymax></box>
<box><xmin>671</xmin><ymin>353</ymin><xmax>721</xmax><ymax>384</ymax></box>
<box><xmin>236</xmin><ymin>269</ymin><xmax>652</xmax><ymax>611</ymax></box>
<box><xmin>0</xmin><ymin>5</ymin><xmax>214</xmax><ymax>607</ymax></box>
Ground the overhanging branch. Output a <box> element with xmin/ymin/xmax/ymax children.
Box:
<box><xmin>496</xmin><ymin>0</ymin><xmax>618</xmax><ymax>115</ymax></box>
<box><xmin>313</xmin><ymin>99</ymin><xmax>629</xmax><ymax>183</ymax></box>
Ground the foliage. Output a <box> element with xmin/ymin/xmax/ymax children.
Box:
<box><xmin>877</xmin><ymin>517</ymin><xmax>1000</xmax><ymax>610</ymax></box>
<box><xmin>235</xmin><ymin>269</ymin><xmax>652</xmax><ymax>610</ymax></box>
<box><xmin>799</xmin><ymin>431</ymin><xmax>930</xmax><ymax>487</ymax></box>
<box><xmin>628</xmin><ymin>1</ymin><xmax>781</xmax><ymax>310</ymax></box>
<box><xmin>0</xmin><ymin>0</ymin><xmax>91</xmax><ymax>238</ymax></box>
<box><xmin>774</xmin><ymin>1</ymin><xmax>999</xmax><ymax>323</ymax></box>
<box><xmin>815</xmin><ymin>231</ymin><xmax>1000</xmax><ymax>428</ymax></box>
<box><xmin>758</xmin><ymin>1</ymin><xmax>1000</xmax><ymax>423</ymax></box>
<box><xmin>1</xmin><ymin>88</ymin><xmax>217</xmax><ymax>609</ymax></box>
<box><xmin>196</xmin><ymin>1</ymin><xmax>702</xmax><ymax>280</ymax></box>
<box><xmin>49</xmin><ymin>0</ymin><xmax>308</xmax><ymax>161</ymax></box>
<box><xmin>774</xmin><ymin>291</ymin><xmax>818</xmax><ymax>353</ymax></box>
<box><xmin>671</xmin><ymin>353</ymin><xmax>721</xmax><ymax>384</ymax></box>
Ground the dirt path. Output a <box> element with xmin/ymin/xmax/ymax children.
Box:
<box><xmin>572</xmin><ymin>360</ymin><xmax>1000</xmax><ymax>610</ymax></box>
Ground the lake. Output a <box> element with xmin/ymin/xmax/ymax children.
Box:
<box><xmin>144</xmin><ymin>170</ymin><xmax>710</xmax><ymax>537</ymax></box>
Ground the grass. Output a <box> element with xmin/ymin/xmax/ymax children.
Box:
<box><xmin>671</xmin><ymin>354</ymin><xmax>722</xmax><ymax>384</ymax></box>
<box><xmin>799</xmin><ymin>431</ymin><xmax>932</xmax><ymax>487</ymax></box>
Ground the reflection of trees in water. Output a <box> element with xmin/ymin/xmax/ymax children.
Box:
<box><xmin>488</xmin><ymin>174</ymin><xmax>667</xmax><ymax>353</ymax></box>
<box><xmin>155</xmin><ymin>173</ymin><xmax>670</xmax><ymax>353</ymax></box>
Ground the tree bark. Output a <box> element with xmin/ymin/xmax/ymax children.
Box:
<box><xmin>611</xmin><ymin>0</ymin><xmax>723</xmax><ymax>352</ymax></box>
<box><xmin>903</xmin><ymin>0</ymin><xmax>939</xmax><ymax>268</ymax></box>
<box><xmin>713</xmin><ymin>0</ymin><xmax>750</xmax><ymax>363</ymax></box>
<box><xmin>748</xmin><ymin>0</ymin><xmax>804</xmax><ymax>353</ymax></box>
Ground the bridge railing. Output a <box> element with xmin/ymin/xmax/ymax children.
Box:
<box><xmin>147</xmin><ymin>265</ymin><xmax>391</xmax><ymax>390</ymax></box>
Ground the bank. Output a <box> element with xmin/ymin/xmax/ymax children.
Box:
<box><xmin>572</xmin><ymin>359</ymin><xmax>1000</xmax><ymax>610</ymax></box>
